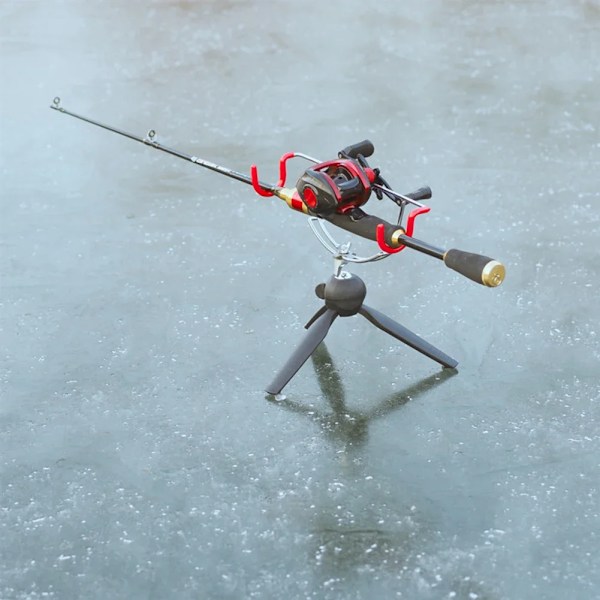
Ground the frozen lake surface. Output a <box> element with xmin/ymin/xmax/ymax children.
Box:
<box><xmin>1</xmin><ymin>1</ymin><xmax>599</xmax><ymax>598</ymax></box>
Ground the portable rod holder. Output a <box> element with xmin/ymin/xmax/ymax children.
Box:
<box><xmin>266</xmin><ymin>266</ymin><xmax>457</xmax><ymax>396</ymax></box>
<box><xmin>49</xmin><ymin>98</ymin><xmax>506</xmax><ymax>393</ymax></box>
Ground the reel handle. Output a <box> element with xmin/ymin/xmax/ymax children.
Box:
<box><xmin>405</xmin><ymin>186</ymin><xmax>432</xmax><ymax>202</ymax></box>
<box><xmin>338</xmin><ymin>139</ymin><xmax>375</xmax><ymax>159</ymax></box>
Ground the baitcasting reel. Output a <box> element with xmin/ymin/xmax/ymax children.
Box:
<box><xmin>295</xmin><ymin>140</ymin><xmax>376</xmax><ymax>215</ymax></box>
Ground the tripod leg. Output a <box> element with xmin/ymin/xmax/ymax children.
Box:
<box><xmin>266</xmin><ymin>308</ymin><xmax>338</xmax><ymax>395</ymax></box>
<box><xmin>359</xmin><ymin>305</ymin><xmax>458</xmax><ymax>368</ymax></box>
<box><xmin>305</xmin><ymin>305</ymin><xmax>328</xmax><ymax>329</ymax></box>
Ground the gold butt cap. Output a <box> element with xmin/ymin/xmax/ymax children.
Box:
<box><xmin>482</xmin><ymin>260</ymin><xmax>506</xmax><ymax>287</ymax></box>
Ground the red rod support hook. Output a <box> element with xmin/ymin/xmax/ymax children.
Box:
<box><xmin>376</xmin><ymin>206</ymin><xmax>431</xmax><ymax>253</ymax></box>
<box><xmin>250</xmin><ymin>164</ymin><xmax>274</xmax><ymax>196</ymax></box>
<box><xmin>251</xmin><ymin>152</ymin><xmax>296</xmax><ymax>197</ymax></box>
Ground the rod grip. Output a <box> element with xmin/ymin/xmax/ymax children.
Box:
<box><xmin>443</xmin><ymin>249</ymin><xmax>505</xmax><ymax>287</ymax></box>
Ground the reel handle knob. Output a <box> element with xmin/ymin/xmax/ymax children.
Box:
<box><xmin>339</xmin><ymin>139</ymin><xmax>375</xmax><ymax>159</ymax></box>
<box><xmin>405</xmin><ymin>186</ymin><xmax>432</xmax><ymax>202</ymax></box>
<box><xmin>443</xmin><ymin>249</ymin><xmax>505</xmax><ymax>287</ymax></box>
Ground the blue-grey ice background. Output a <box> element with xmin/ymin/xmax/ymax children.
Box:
<box><xmin>1</xmin><ymin>1</ymin><xmax>599</xmax><ymax>599</ymax></box>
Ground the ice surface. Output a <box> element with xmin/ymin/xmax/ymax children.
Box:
<box><xmin>1</xmin><ymin>0</ymin><xmax>599</xmax><ymax>598</ymax></box>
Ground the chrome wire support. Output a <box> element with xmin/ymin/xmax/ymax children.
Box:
<box><xmin>307</xmin><ymin>217</ymin><xmax>389</xmax><ymax>276</ymax></box>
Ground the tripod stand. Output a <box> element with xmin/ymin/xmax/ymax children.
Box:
<box><xmin>266</xmin><ymin>219</ymin><xmax>458</xmax><ymax>396</ymax></box>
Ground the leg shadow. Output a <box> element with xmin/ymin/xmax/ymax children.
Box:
<box><xmin>267</xmin><ymin>342</ymin><xmax>457</xmax><ymax>449</ymax></box>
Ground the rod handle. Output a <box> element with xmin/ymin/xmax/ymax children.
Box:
<box><xmin>443</xmin><ymin>249</ymin><xmax>505</xmax><ymax>287</ymax></box>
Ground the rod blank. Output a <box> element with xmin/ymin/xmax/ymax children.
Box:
<box><xmin>49</xmin><ymin>98</ymin><xmax>275</xmax><ymax>190</ymax></box>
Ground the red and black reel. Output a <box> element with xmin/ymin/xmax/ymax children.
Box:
<box><xmin>295</xmin><ymin>157</ymin><xmax>376</xmax><ymax>216</ymax></box>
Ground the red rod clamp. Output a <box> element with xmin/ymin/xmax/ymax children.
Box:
<box><xmin>376</xmin><ymin>206</ymin><xmax>430</xmax><ymax>253</ymax></box>
<box><xmin>251</xmin><ymin>152</ymin><xmax>296</xmax><ymax>197</ymax></box>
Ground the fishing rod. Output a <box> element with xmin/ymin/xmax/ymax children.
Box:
<box><xmin>50</xmin><ymin>97</ymin><xmax>505</xmax><ymax>288</ymax></box>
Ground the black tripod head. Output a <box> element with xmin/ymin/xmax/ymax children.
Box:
<box><xmin>266</xmin><ymin>268</ymin><xmax>458</xmax><ymax>397</ymax></box>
